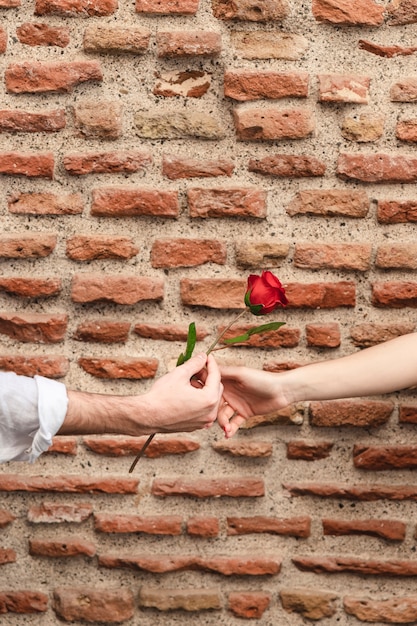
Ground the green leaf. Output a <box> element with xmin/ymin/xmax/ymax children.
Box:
<box><xmin>223</xmin><ymin>321</ymin><xmax>286</xmax><ymax>345</ymax></box>
<box><xmin>176</xmin><ymin>322</ymin><xmax>197</xmax><ymax>365</ymax></box>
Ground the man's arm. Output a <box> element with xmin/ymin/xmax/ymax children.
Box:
<box><xmin>0</xmin><ymin>353</ymin><xmax>222</xmax><ymax>463</ymax></box>
<box><xmin>218</xmin><ymin>332</ymin><xmax>417</xmax><ymax>437</ymax></box>
<box><xmin>60</xmin><ymin>353</ymin><xmax>222</xmax><ymax>436</ymax></box>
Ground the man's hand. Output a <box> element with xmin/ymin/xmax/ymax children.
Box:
<box><xmin>143</xmin><ymin>353</ymin><xmax>223</xmax><ymax>433</ymax></box>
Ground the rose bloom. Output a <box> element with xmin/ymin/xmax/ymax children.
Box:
<box><xmin>245</xmin><ymin>271</ymin><xmax>288</xmax><ymax>315</ymax></box>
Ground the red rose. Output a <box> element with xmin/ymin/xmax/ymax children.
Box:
<box><xmin>244</xmin><ymin>271</ymin><xmax>288</xmax><ymax>315</ymax></box>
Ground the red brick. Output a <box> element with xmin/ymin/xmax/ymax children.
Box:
<box><xmin>0</xmin><ymin>277</ymin><xmax>61</xmax><ymax>297</ymax></box>
<box><xmin>287</xmin><ymin>440</ymin><xmax>334</xmax><ymax>460</ymax></box>
<box><xmin>312</xmin><ymin>0</ymin><xmax>384</xmax><ymax>25</ymax></box>
<box><xmin>28</xmin><ymin>502</ymin><xmax>93</xmax><ymax>524</ymax></box>
<box><xmin>0</xmin><ymin>473</ymin><xmax>138</xmax><ymax>494</ymax></box>
<box><xmin>133</xmin><ymin>323</ymin><xmax>208</xmax><ymax>342</ymax></box>
<box><xmin>152</xmin><ymin>477</ymin><xmax>264</xmax><ymax>498</ymax></box>
<box><xmin>154</xmin><ymin>70</ymin><xmax>211</xmax><ymax>97</ymax></box>
<box><xmin>99</xmin><ymin>552</ymin><xmax>280</xmax><ymax>575</ymax></box>
<box><xmin>353</xmin><ymin>445</ymin><xmax>417</xmax><ymax>470</ymax></box>
<box><xmin>337</xmin><ymin>152</ymin><xmax>417</xmax><ymax>183</ymax></box>
<box><xmin>227</xmin><ymin>516</ymin><xmax>310</xmax><ymax>537</ymax></box>
<box><xmin>188</xmin><ymin>187</ymin><xmax>266</xmax><ymax>218</ymax></box>
<box><xmin>350</xmin><ymin>322</ymin><xmax>414</xmax><ymax>348</ymax></box>
<box><xmin>0</xmin><ymin>591</ymin><xmax>48</xmax><ymax>614</ymax></box>
<box><xmin>74</xmin><ymin>320</ymin><xmax>130</xmax><ymax>343</ymax></box>
<box><xmin>212</xmin><ymin>440</ymin><xmax>272</xmax><ymax>458</ymax></box>
<box><xmin>46</xmin><ymin>437</ymin><xmax>77</xmax><ymax>455</ymax></box>
<box><xmin>220</xmin><ymin>324</ymin><xmax>299</xmax><ymax>348</ymax></box>
<box><xmin>29</xmin><ymin>538</ymin><xmax>96</xmax><ymax>558</ymax></box>
<box><xmin>376</xmin><ymin>243</ymin><xmax>417</xmax><ymax>269</ymax></box>
<box><xmin>136</xmin><ymin>0</ymin><xmax>198</xmax><ymax>14</ymax></box>
<box><xmin>233</xmin><ymin>106</ymin><xmax>314</xmax><ymax>140</ymax></box>
<box><xmin>372</xmin><ymin>281</ymin><xmax>417</xmax><ymax>307</ymax></box>
<box><xmin>358</xmin><ymin>39</ymin><xmax>417</xmax><ymax>58</ymax></box>
<box><xmin>94</xmin><ymin>513</ymin><xmax>182</xmax><ymax>534</ymax></box>
<box><xmin>0</xmin><ymin>355</ymin><xmax>69</xmax><ymax>377</ymax></box>
<box><xmin>0</xmin><ymin>152</ymin><xmax>54</xmax><ymax>177</ymax></box>
<box><xmin>0</xmin><ymin>233</ymin><xmax>56</xmax><ymax>258</ymax></box>
<box><xmin>16</xmin><ymin>22</ymin><xmax>70</xmax><ymax>47</ymax></box>
<box><xmin>139</xmin><ymin>587</ymin><xmax>222</xmax><ymax>611</ymax></box>
<box><xmin>73</xmin><ymin>100</ymin><xmax>122</xmax><ymax>139</ymax></box>
<box><xmin>35</xmin><ymin>0</ymin><xmax>117</xmax><ymax>16</ymax></box>
<box><xmin>5</xmin><ymin>61</ymin><xmax>102</xmax><ymax>93</ymax></box>
<box><xmin>309</xmin><ymin>400</ymin><xmax>394</xmax><ymax>427</ymax></box>
<box><xmin>399</xmin><ymin>404</ymin><xmax>417</xmax><ymax>424</ymax></box>
<box><xmin>91</xmin><ymin>187</ymin><xmax>179</xmax><ymax>217</ymax></box>
<box><xmin>293</xmin><ymin>555</ymin><xmax>417</xmax><ymax>576</ymax></box>
<box><xmin>388</xmin><ymin>0</ymin><xmax>417</xmax><ymax>25</ymax></box>
<box><xmin>187</xmin><ymin>517</ymin><xmax>219</xmax><ymax>537</ymax></box>
<box><xmin>63</xmin><ymin>150</ymin><xmax>151</xmax><ymax>175</ymax></box>
<box><xmin>396</xmin><ymin>118</ymin><xmax>417</xmax><ymax>141</ymax></box>
<box><xmin>78</xmin><ymin>357</ymin><xmax>158</xmax><ymax>380</ymax></box>
<box><xmin>181</xmin><ymin>278</ymin><xmax>246</xmax><ymax>309</ymax></box>
<box><xmin>0</xmin><ymin>27</ymin><xmax>6</xmax><ymax>53</ymax></box>
<box><xmin>8</xmin><ymin>192</ymin><xmax>83</xmax><ymax>215</ymax></box>
<box><xmin>83</xmin><ymin>435</ymin><xmax>200</xmax><ymax>457</ymax></box>
<box><xmin>285</xmin><ymin>282</ymin><xmax>356</xmax><ymax>309</ymax></box>
<box><xmin>287</xmin><ymin>189</ymin><xmax>369</xmax><ymax>217</ymax></box>
<box><xmin>0</xmin><ymin>509</ymin><xmax>15</xmax><ymax>527</ymax></box>
<box><xmin>0</xmin><ymin>312</ymin><xmax>67</xmax><ymax>343</ymax></box>
<box><xmin>294</xmin><ymin>243</ymin><xmax>371</xmax><ymax>271</ymax></box>
<box><xmin>71</xmin><ymin>273</ymin><xmax>163</xmax><ymax>305</ymax></box>
<box><xmin>53</xmin><ymin>588</ymin><xmax>134</xmax><ymax>623</ymax></box>
<box><xmin>83</xmin><ymin>25</ymin><xmax>150</xmax><ymax>52</ymax></box>
<box><xmin>280</xmin><ymin>589</ymin><xmax>338</xmax><ymax>620</ymax></box>
<box><xmin>162</xmin><ymin>155</ymin><xmax>233</xmax><ymax>178</ymax></box>
<box><xmin>0</xmin><ymin>0</ymin><xmax>20</xmax><ymax>5</ymax></box>
<box><xmin>66</xmin><ymin>235</ymin><xmax>138</xmax><ymax>261</ymax></box>
<box><xmin>249</xmin><ymin>154</ymin><xmax>325</xmax><ymax>177</ymax></box>
<box><xmin>390</xmin><ymin>77</ymin><xmax>417</xmax><ymax>102</ymax></box>
<box><xmin>151</xmin><ymin>238</ymin><xmax>226</xmax><ymax>268</ymax></box>
<box><xmin>135</xmin><ymin>110</ymin><xmax>224</xmax><ymax>139</ymax></box>
<box><xmin>0</xmin><ymin>108</ymin><xmax>65</xmax><ymax>132</ymax></box>
<box><xmin>322</xmin><ymin>518</ymin><xmax>406</xmax><ymax>541</ymax></box>
<box><xmin>377</xmin><ymin>199</ymin><xmax>417</xmax><ymax>223</ymax></box>
<box><xmin>224</xmin><ymin>70</ymin><xmax>308</xmax><ymax>100</ymax></box>
<box><xmin>284</xmin><ymin>482</ymin><xmax>417</xmax><ymax>502</ymax></box>
<box><xmin>344</xmin><ymin>595</ymin><xmax>417</xmax><ymax>623</ymax></box>
<box><xmin>0</xmin><ymin>548</ymin><xmax>16</xmax><ymax>564</ymax></box>
<box><xmin>306</xmin><ymin>323</ymin><xmax>341</xmax><ymax>348</ymax></box>
<box><xmin>157</xmin><ymin>31</ymin><xmax>221</xmax><ymax>57</ymax></box>
<box><xmin>318</xmin><ymin>73</ymin><xmax>370</xmax><ymax>103</ymax></box>
<box><xmin>228</xmin><ymin>592</ymin><xmax>271</xmax><ymax>619</ymax></box>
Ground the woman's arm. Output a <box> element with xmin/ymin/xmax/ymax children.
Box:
<box><xmin>218</xmin><ymin>332</ymin><xmax>417</xmax><ymax>437</ymax></box>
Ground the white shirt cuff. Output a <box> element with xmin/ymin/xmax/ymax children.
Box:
<box><xmin>27</xmin><ymin>376</ymin><xmax>68</xmax><ymax>462</ymax></box>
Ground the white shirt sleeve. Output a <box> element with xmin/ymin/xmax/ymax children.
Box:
<box><xmin>0</xmin><ymin>372</ymin><xmax>68</xmax><ymax>463</ymax></box>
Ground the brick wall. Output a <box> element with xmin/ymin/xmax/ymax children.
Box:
<box><xmin>1</xmin><ymin>0</ymin><xmax>417</xmax><ymax>623</ymax></box>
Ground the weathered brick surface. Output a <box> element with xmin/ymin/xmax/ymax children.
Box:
<box><xmin>139</xmin><ymin>587</ymin><xmax>221</xmax><ymax>611</ymax></box>
<box><xmin>28</xmin><ymin>502</ymin><xmax>93</xmax><ymax>524</ymax></box>
<box><xmin>224</xmin><ymin>70</ymin><xmax>309</xmax><ymax>101</ymax></box>
<box><xmin>0</xmin><ymin>591</ymin><xmax>48</xmax><ymax>614</ymax></box>
<box><xmin>16</xmin><ymin>22</ymin><xmax>70</xmax><ymax>47</ymax></box>
<box><xmin>318</xmin><ymin>73</ymin><xmax>370</xmax><ymax>103</ymax></box>
<box><xmin>66</xmin><ymin>236</ymin><xmax>138</xmax><ymax>261</ymax></box>
<box><xmin>0</xmin><ymin>355</ymin><xmax>69</xmax><ymax>377</ymax></box>
<box><xmin>156</xmin><ymin>31</ymin><xmax>221</xmax><ymax>57</ymax></box>
<box><xmin>63</xmin><ymin>150</ymin><xmax>152</xmax><ymax>175</ymax></box>
<box><xmin>312</xmin><ymin>0</ymin><xmax>384</xmax><ymax>25</ymax></box>
<box><xmin>29</xmin><ymin>538</ymin><xmax>96</xmax><ymax>558</ymax></box>
<box><xmin>162</xmin><ymin>155</ymin><xmax>234</xmax><ymax>178</ymax></box>
<box><xmin>0</xmin><ymin>312</ymin><xmax>67</xmax><ymax>343</ymax></box>
<box><xmin>53</xmin><ymin>588</ymin><xmax>134</xmax><ymax>622</ymax></box>
<box><xmin>5</xmin><ymin>61</ymin><xmax>103</xmax><ymax>93</ymax></box>
<box><xmin>309</xmin><ymin>400</ymin><xmax>394</xmax><ymax>427</ymax></box>
<box><xmin>280</xmin><ymin>588</ymin><xmax>338</xmax><ymax>620</ymax></box>
<box><xmin>0</xmin><ymin>109</ymin><xmax>66</xmax><ymax>132</ymax></box>
<box><xmin>344</xmin><ymin>595</ymin><xmax>417</xmax><ymax>622</ymax></box>
<box><xmin>91</xmin><ymin>187</ymin><xmax>179</xmax><ymax>216</ymax></box>
<box><xmin>78</xmin><ymin>357</ymin><xmax>158</xmax><ymax>379</ymax></box>
<box><xmin>0</xmin><ymin>152</ymin><xmax>54</xmax><ymax>177</ymax></box>
<box><xmin>83</xmin><ymin>25</ymin><xmax>150</xmax><ymax>53</ymax></box>
<box><xmin>8</xmin><ymin>192</ymin><xmax>83</xmax><ymax>215</ymax></box>
<box><xmin>151</xmin><ymin>238</ymin><xmax>226</xmax><ymax>267</ymax></box>
<box><xmin>228</xmin><ymin>591</ymin><xmax>271</xmax><ymax>618</ymax></box>
<box><xmin>233</xmin><ymin>106</ymin><xmax>315</xmax><ymax>141</ymax></box>
<box><xmin>71</xmin><ymin>274</ymin><xmax>164</xmax><ymax>304</ymax></box>
<box><xmin>322</xmin><ymin>518</ymin><xmax>406</xmax><ymax>541</ymax></box>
